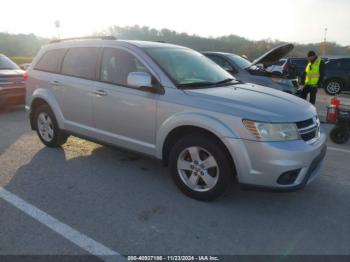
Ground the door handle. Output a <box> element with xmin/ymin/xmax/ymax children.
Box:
<box><xmin>50</xmin><ymin>80</ymin><xmax>62</xmax><ymax>86</ymax></box>
<box><xmin>93</xmin><ymin>89</ymin><xmax>108</xmax><ymax>96</ymax></box>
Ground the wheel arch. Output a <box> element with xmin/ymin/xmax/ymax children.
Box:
<box><xmin>29</xmin><ymin>89</ymin><xmax>65</xmax><ymax>130</ymax></box>
<box><xmin>157</xmin><ymin>113</ymin><xmax>238</xmax><ymax>171</ymax></box>
<box><xmin>324</xmin><ymin>77</ymin><xmax>345</xmax><ymax>90</ymax></box>
<box><xmin>160</xmin><ymin>125</ymin><xmax>237</xmax><ymax>180</ymax></box>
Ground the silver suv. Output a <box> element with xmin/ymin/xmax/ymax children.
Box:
<box><xmin>26</xmin><ymin>37</ymin><xmax>327</xmax><ymax>201</ymax></box>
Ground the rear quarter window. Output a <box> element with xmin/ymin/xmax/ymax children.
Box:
<box><xmin>34</xmin><ymin>49</ymin><xmax>67</xmax><ymax>73</ymax></box>
<box><xmin>61</xmin><ymin>47</ymin><xmax>100</xmax><ymax>80</ymax></box>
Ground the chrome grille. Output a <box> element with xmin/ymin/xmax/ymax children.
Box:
<box><xmin>296</xmin><ymin>117</ymin><xmax>320</xmax><ymax>143</ymax></box>
<box><xmin>296</xmin><ymin>118</ymin><xmax>314</xmax><ymax>129</ymax></box>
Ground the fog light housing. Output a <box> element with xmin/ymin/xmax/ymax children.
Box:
<box><xmin>277</xmin><ymin>169</ymin><xmax>301</xmax><ymax>185</ymax></box>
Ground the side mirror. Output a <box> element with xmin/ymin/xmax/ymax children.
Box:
<box><xmin>127</xmin><ymin>72</ymin><xmax>152</xmax><ymax>89</ymax></box>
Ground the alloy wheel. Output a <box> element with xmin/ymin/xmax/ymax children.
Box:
<box><xmin>37</xmin><ymin>112</ymin><xmax>54</xmax><ymax>142</ymax></box>
<box><xmin>327</xmin><ymin>81</ymin><xmax>341</xmax><ymax>94</ymax></box>
<box><xmin>177</xmin><ymin>146</ymin><xmax>219</xmax><ymax>192</ymax></box>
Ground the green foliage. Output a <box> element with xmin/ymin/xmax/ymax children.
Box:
<box><xmin>1</xmin><ymin>26</ymin><xmax>350</xmax><ymax>60</ymax></box>
<box><xmin>10</xmin><ymin>56</ymin><xmax>33</xmax><ymax>65</ymax></box>
<box><xmin>103</xmin><ymin>25</ymin><xmax>350</xmax><ymax>59</ymax></box>
<box><xmin>0</xmin><ymin>33</ymin><xmax>48</xmax><ymax>57</ymax></box>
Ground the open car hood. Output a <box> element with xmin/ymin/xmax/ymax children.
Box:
<box><xmin>251</xmin><ymin>43</ymin><xmax>294</xmax><ymax>66</ymax></box>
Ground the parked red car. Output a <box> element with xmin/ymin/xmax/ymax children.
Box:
<box><xmin>0</xmin><ymin>54</ymin><xmax>27</xmax><ymax>108</ymax></box>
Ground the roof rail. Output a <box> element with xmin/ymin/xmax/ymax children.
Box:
<box><xmin>49</xmin><ymin>36</ymin><xmax>117</xmax><ymax>44</ymax></box>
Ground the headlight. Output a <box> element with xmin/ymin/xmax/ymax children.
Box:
<box><xmin>243</xmin><ymin>120</ymin><xmax>300</xmax><ymax>141</ymax></box>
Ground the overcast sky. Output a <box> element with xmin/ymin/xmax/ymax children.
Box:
<box><xmin>1</xmin><ymin>0</ymin><xmax>349</xmax><ymax>45</ymax></box>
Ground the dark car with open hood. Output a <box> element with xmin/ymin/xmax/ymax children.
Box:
<box><xmin>203</xmin><ymin>44</ymin><xmax>299</xmax><ymax>95</ymax></box>
<box><xmin>0</xmin><ymin>54</ymin><xmax>27</xmax><ymax>108</ymax></box>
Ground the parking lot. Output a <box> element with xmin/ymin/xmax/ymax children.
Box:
<box><xmin>0</xmin><ymin>91</ymin><xmax>349</xmax><ymax>260</ymax></box>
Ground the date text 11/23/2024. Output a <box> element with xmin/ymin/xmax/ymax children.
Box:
<box><xmin>127</xmin><ymin>255</ymin><xmax>219</xmax><ymax>261</ymax></box>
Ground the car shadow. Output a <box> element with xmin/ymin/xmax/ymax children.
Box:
<box><xmin>0</xmin><ymin>105</ymin><xmax>29</xmax><ymax>156</ymax></box>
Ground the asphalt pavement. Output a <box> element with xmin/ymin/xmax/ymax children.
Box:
<box><xmin>0</xmin><ymin>101</ymin><xmax>349</xmax><ymax>260</ymax></box>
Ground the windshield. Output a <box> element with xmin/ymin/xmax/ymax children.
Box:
<box><xmin>227</xmin><ymin>54</ymin><xmax>252</xmax><ymax>69</ymax></box>
<box><xmin>0</xmin><ymin>55</ymin><xmax>19</xmax><ymax>70</ymax></box>
<box><xmin>145</xmin><ymin>47</ymin><xmax>233</xmax><ymax>88</ymax></box>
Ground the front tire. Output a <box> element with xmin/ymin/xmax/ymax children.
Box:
<box><xmin>34</xmin><ymin>104</ymin><xmax>68</xmax><ymax>147</ymax></box>
<box><xmin>330</xmin><ymin>126</ymin><xmax>349</xmax><ymax>144</ymax></box>
<box><xmin>325</xmin><ymin>79</ymin><xmax>343</xmax><ymax>95</ymax></box>
<box><xmin>169</xmin><ymin>135</ymin><xmax>234</xmax><ymax>201</ymax></box>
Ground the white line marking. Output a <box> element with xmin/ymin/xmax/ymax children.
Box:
<box><xmin>328</xmin><ymin>146</ymin><xmax>350</xmax><ymax>154</ymax></box>
<box><xmin>0</xmin><ymin>187</ymin><xmax>123</xmax><ymax>261</ymax></box>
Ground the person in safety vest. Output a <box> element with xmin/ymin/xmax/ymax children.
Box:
<box><xmin>300</xmin><ymin>51</ymin><xmax>325</xmax><ymax>105</ymax></box>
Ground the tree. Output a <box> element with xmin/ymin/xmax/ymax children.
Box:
<box><xmin>1</xmin><ymin>26</ymin><xmax>349</xmax><ymax>59</ymax></box>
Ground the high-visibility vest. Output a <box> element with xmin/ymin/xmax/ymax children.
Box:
<box><xmin>305</xmin><ymin>57</ymin><xmax>321</xmax><ymax>86</ymax></box>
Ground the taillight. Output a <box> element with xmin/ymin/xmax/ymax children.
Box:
<box><xmin>23</xmin><ymin>71</ymin><xmax>28</xmax><ymax>81</ymax></box>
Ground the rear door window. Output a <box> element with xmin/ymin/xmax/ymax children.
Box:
<box><xmin>61</xmin><ymin>47</ymin><xmax>99</xmax><ymax>80</ymax></box>
<box><xmin>34</xmin><ymin>49</ymin><xmax>67</xmax><ymax>73</ymax></box>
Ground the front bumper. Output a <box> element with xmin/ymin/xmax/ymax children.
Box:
<box><xmin>0</xmin><ymin>86</ymin><xmax>26</xmax><ymax>106</ymax></box>
<box><xmin>223</xmin><ymin>128</ymin><xmax>327</xmax><ymax>190</ymax></box>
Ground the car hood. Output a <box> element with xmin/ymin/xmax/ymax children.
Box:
<box><xmin>251</xmin><ymin>43</ymin><xmax>294</xmax><ymax>66</ymax></box>
<box><xmin>183</xmin><ymin>83</ymin><xmax>316</xmax><ymax>122</ymax></box>
<box><xmin>0</xmin><ymin>69</ymin><xmax>25</xmax><ymax>76</ymax></box>
<box><xmin>240</xmin><ymin>69</ymin><xmax>298</xmax><ymax>93</ymax></box>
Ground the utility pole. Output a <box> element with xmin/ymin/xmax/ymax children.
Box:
<box><xmin>55</xmin><ymin>20</ymin><xmax>61</xmax><ymax>39</ymax></box>
<box><xmin>323</xmin><ymin>27</ymin><xmax>328</xmax><ymax>56</ymax></box>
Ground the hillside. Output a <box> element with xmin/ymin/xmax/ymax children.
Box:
<box><xmin>1</xmin><ymin>25</ymin><xmax>350</xmax><ymax>60</ymax></box>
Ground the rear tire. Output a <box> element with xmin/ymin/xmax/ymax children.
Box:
<box><xmin>325</xmin><ymin>79</ymin><xmax>343</xmax><ymax>95</ymax></box>
<box><xmin>34</xmin><ymin>104</ymin><xmax>68</xmax><ymax>147</ymax></box>
<box><xmin>169</xmin><ymin>135</ymin><xmax>234</xmax><ymax>201</ymax></box>
<box><xmin>330</xmin><ymin>126</ymin><xmax>349</xmax><ymax>144</ymax></box>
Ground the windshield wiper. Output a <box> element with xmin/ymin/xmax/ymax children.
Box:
<box><xmin>177</xmin><ymin>78</ymin><xmax>238</xmax><ymax>89</ymax></box>
<box><xmin>214</xmin><ymin>78</ymin><xmax>235</xmax><ymax>85</ymax></box>
<box><xmin>177</xmin><ymin>81</ymin><xmax>215</xmax><ymax>88</ymax></box>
